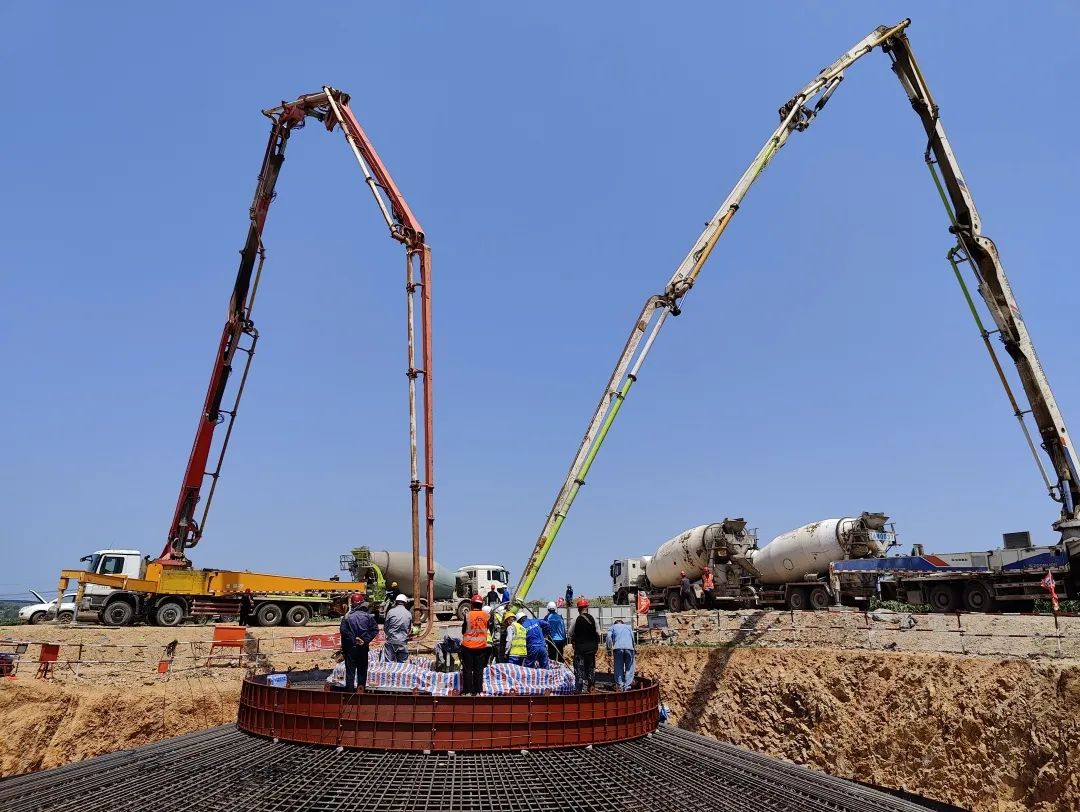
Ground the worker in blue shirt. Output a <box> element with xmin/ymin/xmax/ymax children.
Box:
<box><xmin>544</xmin><ymin>601</ymin><xmax>567</xmax><ymax>661</ymax></box>
<box><xmin>519</xmin><ymin>610</ymin><xmax>550</xmax><ymax>669</ymax></box>
<box><xmin>606</xmin><ymin>618</ymin><xmax>636</xmax><ymax>691</ymax></box>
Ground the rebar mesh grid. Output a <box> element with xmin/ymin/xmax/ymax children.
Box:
<box><xmin>0</xmin><ymin>724</ymin><xmax>956</xmax><ymax>812</ymax></box>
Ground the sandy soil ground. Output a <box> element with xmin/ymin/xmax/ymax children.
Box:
<box><xmin>3</xmin><ymin>615</ymin><xmax>1078</xmax><ymax>811</ymax></box>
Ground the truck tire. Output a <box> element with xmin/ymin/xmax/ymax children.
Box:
<box><xmin>962</xmin><ymin>582</ymin><xmax>997</xmax><ymax>613</ymax></box>
<box><xmin>255</xmin><ymin>603</ymin><xmax>284</xmax><ymax>627</ymax></box>
<box><xmin>28</xmin><ymin>611</ymin><xmax>45</xmax><ymax>625</ymax></box>
<box><xmin>667</xmin><ymin>590</ymin><xmax>682</xmax><ymax>613</ymax></box>
<box><xmin>808</xmin><ymin>586</ymin><xmax>830</xmax><ymax>611</ymax></box>
<box><xmin>57</xmin><ymin>611</ymin><xmax>75</xmax><ymax>623</ymax></box>
<box><xmin>928</xmin><ymin>583</ymin><xmax>959</xmax><ymax>613</ymax></box>
<box><xmin>102</xmin><ymin>601</ymin><xmax>135</xmax><ymax>627</ymax></box>
<box><xmin>786</xmin><ymin>589</ymin><xmax>808</xmax><ymax>611</ymax></box>
<box><xmin>456</xmin><ymin>601</ymin><xmax>470</xmax><ymax>621</ymax></box>
<box><xmin>155</xmin><ymin>601</ymin><xmax>185</xmax><ymax>627</ymax></box>
<box><xmin>283</xmin><ymin>605</ymin><xmax>311</xmax><ymax>627</ymax></box>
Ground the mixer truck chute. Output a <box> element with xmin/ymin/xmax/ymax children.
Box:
<box><xmin>517</xmin><ymin>20</ymin><xmax>1080</xmax><ymax>604</ymax></box>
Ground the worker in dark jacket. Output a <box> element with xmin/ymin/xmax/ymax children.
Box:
<box><xmin>567</xmin><ymin>598</ymin><xmax>599</xmax><ymax>692</ymax></box>
<box><xmin>485</xmin><ymin>584</ymin><xmax>500</xmax><ymax>606</ymax></box>
<box><xmin>679</xmin><ymin>571</ymin><xmax>697</xmax><ymax>610</ymax></box>
<box><xmin>339</xmin><ymin>593</ymin><xmax>379</xmax><ymax>692</ymax></box>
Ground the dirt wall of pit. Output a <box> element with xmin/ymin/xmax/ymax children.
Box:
<box><xmin>599</xmin><ymin>648</ymin><xmax>1080</xmax><ymax>812</ymax></box>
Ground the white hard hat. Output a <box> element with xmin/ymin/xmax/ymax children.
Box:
<box><xmin>395</xmin><ymin>594</ymin><xmax>409</xmax><ymax>603</ymax></box>
<box><xmin>547</xmin><ymin>601</ymin><xmax>556</xmax><ymax>610</ymax></box>
<box><xmin>516</xmin><ymin>609</ymin><xmax>528</xmax><ymax>620</ymax></box>
<box><xmin>482</xmin><ymin>605</ymin><xmax>493</xmax><ymax>614</ymax></box>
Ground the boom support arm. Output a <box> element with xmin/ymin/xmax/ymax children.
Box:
<box><xmin>160</xmin><ymin>89</ymin><xmax>438</xmax><ymax>625</ymax></box>
<box><xmin>883</xmin><ymin>34</ymin><xmax>1080</xmax><ymax>526</ymax></box>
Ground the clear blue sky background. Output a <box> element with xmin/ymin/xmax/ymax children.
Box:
<box><xmin>3</xmin><ymin>2</ymin><xmax>1079</xmax><ymax>602</ymax></box>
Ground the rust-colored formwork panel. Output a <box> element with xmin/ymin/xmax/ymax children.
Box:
<box><xmin>237</xmin><ymin>674</ymin><xmax>661</xmax><ymax>751</ymax></box>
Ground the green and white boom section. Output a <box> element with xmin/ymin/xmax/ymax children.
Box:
<box><xmin>513</xmin><ymin>19</ymin><xmax>1080</xmax><ymax>603</ymax></box>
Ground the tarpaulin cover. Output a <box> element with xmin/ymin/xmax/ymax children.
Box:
<box><xmin>362</xmin><ymin>657</ymin><xmax>575</xmax><ymax>696</ymax></box>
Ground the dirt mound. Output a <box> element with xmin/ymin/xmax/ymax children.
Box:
<box><xmin>0</xmin><ymin>676</ymin><xmax>237</xmax><ymax>776</ymax></box>
<box><xmin>609</xmin><ymin>647</ymin><xmax>1080</xmax><ymax>812</ymax></box>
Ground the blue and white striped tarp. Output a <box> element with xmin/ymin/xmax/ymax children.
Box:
<box><xmin>363</xmin><ymin>658</ymin><xmax>575</xmax><ymax>696</ymax></box>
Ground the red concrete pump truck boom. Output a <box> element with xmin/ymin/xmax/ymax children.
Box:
<box><xmin>59</xmin><ymin>89</ymin><xmax>437</xmax><ymax>629</ymax></box>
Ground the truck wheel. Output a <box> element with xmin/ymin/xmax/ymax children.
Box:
<box><xmin>102</xmin><ymin>601</ymin><xmax>135</xmax><ymax>627</ymax></box>
<box><xmin>28</xmin><ymin>611</ymin><xmax>45</xmax><ymax>625</ymax></box>
<box><xmin>928</xmin><ymin>583</ymin><xmax>959</xmax><ymax>613</ymax></box>
<box><xmin>786</xmin><ymin>589</ymin><xmax>808</xmax><ymax>611</ymax></box>
<box><xmin>962</xmin><ymin>582</ymin><xmax>996</xmax><ymax>613</ymax></box>
<box><xmin>255</xmin><ymin>602</ymin><xmax>284</xmax><ymax>627</ymax></box>
<box><xmin>57</xmin><ymin>611</ymin><xmax>75</xmax><ymax>623</ymax></box>
<box><xmin>283</xmin><ymin>605</ymin><xmax>311</xmax><ymax>627</ymax></box>
<box><xmin>456</xmin><ymin>601</ymin><xmax>470</xmax><ymax>621</ymax></box>
<box><xmin>155</xmin><ymin>601</ymin><xmax>185</xmax><ymax>627</ymax></box>
<box><xmin>667</xmin><ymin>591</ymin><xmax>682</xmax><ymax>613</ymax></box>
<box><xmin>808</xmin><ymin>587</ymin><xmax>830</xmax><ymax>611</ymax></box>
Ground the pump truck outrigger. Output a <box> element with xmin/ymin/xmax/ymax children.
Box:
<box><xmin>512</xmin><ymin>20</ymin><xmax>1080</xmax><ymax>606</ymax></box>
<box><xmin>57</xmin><ymin>89</ymin><xmax>438</xmax><ymax>628</ymax></box>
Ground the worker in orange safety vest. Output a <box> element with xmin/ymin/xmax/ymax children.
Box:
<box><xmin>459</xmin><ymin>594</ymin><xmax>489</xmax><ymax>696</ymax></box>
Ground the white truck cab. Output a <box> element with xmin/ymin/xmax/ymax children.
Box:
<box><xmin>458</xmin><ymin>564</ymin><xmax>510</xmax><ymax>596</ymax></box>
<box><xmin>78</xmin><ymin>549</ymin><xmax>143</xmax><ymax>611</ymax></box>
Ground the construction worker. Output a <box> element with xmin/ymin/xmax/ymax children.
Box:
<box><xmin>701</xmin><ymin>567</ymin><xmax>715</xmax><ymax>609</ymax></box>
<box><xmin>238</xmin><ymin>589</ymin><xmax>253</xmax><ymax>626</ymax></box>
<box><xmin>606</xmin><ymin>618</ymin><xmax>636</xmax><ymax>691</ymax></box>
<box><xmin>565</xmin><ymin>583</ymin><xmax>573</xmax><ymax>606</ymax></box>
<box><xmin>679</xmin><ymin>571</ymin><xmax>697</xmax><ymax>610</ymax></box>
<box><xmin>387</xmin><ymin>581</ymin><xmax>399</xmax><ymax>602</ymax></box>
<box><xmin>482</xmin><ymin>604</ymin><xmax>497</xmax><ymax>664</ymax></box>
<box><xmin>340</xmin><ymin>593</ymin><xmax>378</xmax><ymax>692</ymax></box>
<box><xmin>459</xmin><ymin>594</ymin><xmax>489</xmax><ymax>695</ymax></box>
<box><xmin>485</xmin><ymin>583</ymin><xmax>500</xmax><ymax>606</ymax></box>
<box><xmin>500</xmin><ymin>584</ymin><xmax>511</xmax><ymax>603</ymax></box>
<box><xmin>567</xmin><ymin>597</ymin><xmax>599</xmax><ymax>693</ymax></box>
<box><xmin>382</xmin><ymin>593</ymin><xmax>411</xmax><ymax>663</ymax></box>
<box><xmin>544</xmin><ymin>601</ymin><xmax>567</xmax><ymax>661</ymax></box>
<box><xmin>505</xmin><ymin>612</ymin><xmax>527</xmax><ymax>665</ymax></box>
<box><xmin>494</xmin><ymin>607</ymin><xmax>509</xmax><ymax>663</ymax></box>
<box><xmin>325</xmin><ymin>650</ymin><xmax>348</xmax><ymax>691</ymax></box>
<box><xmin>521</xmin><ymin>610</ymin><xmax>549</xmax><ymax>669</ymax></box>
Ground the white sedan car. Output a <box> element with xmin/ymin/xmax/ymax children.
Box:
<box><xmin>18</xmin><ymin>591</ymin><xmax>77</xmax><ymax>624</ymax></box>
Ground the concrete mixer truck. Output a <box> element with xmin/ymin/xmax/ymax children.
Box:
<box><xmin>341</xmin><ymin>547</ymin><xmax>510</xmax><ymax>620</ymax></box>
<box><xmin>611</xmin><ymin>513</ymin><xmax>895</xmax><ymax>611</ymax></box>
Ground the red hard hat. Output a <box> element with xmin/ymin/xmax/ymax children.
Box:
<box><xmin>471</xmin><ymin>594</ymin><xmax>483</xmax><ymax>604</ymax></box>
<box><xmin>576</xmin><ymin>597</ymin><xmax>589</xmax><ymax>608</ymax></box>
<box><xmin>350</xmin><ymin>592</ymin><xmax>364</xmax><ymax>604</ymax></box>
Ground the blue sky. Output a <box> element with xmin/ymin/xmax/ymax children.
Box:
<box><xmin>3</xmin><ymin>2</ymin><xmax>1079</xmax><ymax>602</ymax></box>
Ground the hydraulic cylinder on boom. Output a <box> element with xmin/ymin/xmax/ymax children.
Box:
<box><xmin>513</xmin><ymin>20</ymin><xmax>1080</xmax><ymax>603</ymax></box>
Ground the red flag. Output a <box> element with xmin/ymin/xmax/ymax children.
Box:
<box><xmin>636</xmin><ymin>591</ymin><xmax>651</xmax><ymax>614</ymax></box>
<box><xmin>1041</xmin><ymin>571</ymin><xmax>1060</xmax><ymax>612</ymax></box>
<box><xmin>555</xmin><ymin>596</ymin><xmax>565</xmax><ymax>608</ymax></box>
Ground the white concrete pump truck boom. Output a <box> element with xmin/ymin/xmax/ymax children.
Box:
<box><xmin>513</xmin><ymin>21</ymin><xmax>1080</xmax><ymax>608</ymax></box>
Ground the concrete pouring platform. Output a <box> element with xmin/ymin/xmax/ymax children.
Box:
<box><xmin>0</xmin><ymin>723</ymin><xmax>960</xmax><ymax>812</ymax></box>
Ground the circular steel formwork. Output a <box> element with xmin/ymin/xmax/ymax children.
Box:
<box><xmin>0</xmin><ymin>724</ymin><xmax>958</xmax><ymax>812</ymax></box>
<box><xmin>237</xmin><ymin>671</ymin><xmax>661</xmax><ymax>750</ymax></box>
